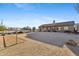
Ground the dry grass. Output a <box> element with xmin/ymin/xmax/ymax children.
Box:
<box><xmin>0</xmin><ymin>34</ymin><xmax>75</xmax><ymax>56</ymax></box>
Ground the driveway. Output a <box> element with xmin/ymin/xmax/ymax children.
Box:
<box><xmin>27</xmin><ymin>32</ymin><xmax>79</xmax><ymax>47</ymax></box>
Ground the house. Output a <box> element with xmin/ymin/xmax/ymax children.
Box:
<box><xmin>39</xmin><ymin>21</ymin><xmax>75</xmax><ymax>32</ymax></box>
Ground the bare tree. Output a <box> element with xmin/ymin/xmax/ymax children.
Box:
<box><xmin>32</xmin><ymin>27</ymin><xmax>36</xmax><ymax>32</ymax></box>
<box><xmin>73</xmin><ymin>3</ymin><xmax>79</xmax><ymax>14</ymax></box>
<box><xmin>73</xmin><ymin>3</ymin><xmax>79</xmax><ymax>32</ymax></box>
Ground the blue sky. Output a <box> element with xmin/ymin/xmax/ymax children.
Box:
<box><xmin>0</xmin><ymin>3</ymin><xmax>79</xmax><ymax>28</ymax></box>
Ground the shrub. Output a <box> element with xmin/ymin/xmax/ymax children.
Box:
<box><xmin>0</xmin><ymin>25</ymin><xmax>6</xmax><ymax>31</ymax></box>
<box><xmin>65</xmin><ymin>40</ymin><xmax>77</xmax><ymax>46</ymax></box>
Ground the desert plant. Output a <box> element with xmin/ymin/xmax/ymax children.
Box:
<box><xmin>65</xmin><ymin>40</ymin><xmax>77</xmax><ymax>46</ymax></box>
<box><xmin>0</xmin><ymin>25</ymin><xmax>7</xmax><ymax>48</ymax></box>
<box><xmin>22</xmin><ymin>26</ymin><xmax>31</xmax><ymax>30</ymax></box>
<box><xmin>0</xmin><ymin>25</ymin><xmax>6</xmax><ymax>31</ymax></box>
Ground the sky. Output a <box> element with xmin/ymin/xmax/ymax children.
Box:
<box><xmin>0</xmin><ymin>3</ymin><xmax>79</xmax><ymax>28</ymax></box>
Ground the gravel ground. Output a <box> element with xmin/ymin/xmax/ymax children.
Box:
<box><xmin>0</xmin><ymin>34</ymin><xmax>75</xmax><ymax>56</ymax></box>
<box><xmin>27</xmin><ymin>32</ymin><xmax>79</xmax><ymax>47</ymax></box>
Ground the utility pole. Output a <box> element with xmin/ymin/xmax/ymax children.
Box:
<box><xmin>1</xmin><ymin>19</ymin><xmax>3</xmax><ymax>25</ymax></box>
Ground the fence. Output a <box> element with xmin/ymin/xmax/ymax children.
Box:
<box><xmin>0</xmin><ymin>31</ymin><xmax>19</xmax><ymax>49</ymax></box>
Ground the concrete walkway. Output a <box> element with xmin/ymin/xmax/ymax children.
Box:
<box><xmin>66</xmin><ymin>45</ymin><xmax>79</xmax><ymax>56</ymax></box>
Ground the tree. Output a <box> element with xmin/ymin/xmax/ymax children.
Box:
<box><xmin>32</xmin><ymin>27</ymin><xmax>36</xmax><ymax>32</ymax></box>
<box><xmin>0</xmin><ymin>25</ymin><xmax>6</xmax><ymax>31</ymax></box>
<box><xmin>22</xmin><ymin>26</ymin><xmax>31</xmax><ymax>30</ymax></box>
<box><xmin>73</xmin><ymin>3</ymin><xmax>79</xmax><ymax>14</ymax></box>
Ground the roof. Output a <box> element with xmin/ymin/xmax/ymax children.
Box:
<box><xmin>39</xmin><ymin>21</ymin><xmax>75</xmax><ymax>27</ymax></box>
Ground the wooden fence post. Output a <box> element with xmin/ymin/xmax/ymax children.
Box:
<box><xmin>16</xmin><ymin>28</ymin><xmax>18</xmax><ymax>44</ymax></box>
<box><xmin>2</xmin><ymin>32</ymin><xmax>6</xmax><ymax>48</ymax></box>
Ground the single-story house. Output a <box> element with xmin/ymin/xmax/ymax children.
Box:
<box><xmin>39</xmin><ymin>21</ymin><xmax>75</xmax><ymax>32</ymax></box>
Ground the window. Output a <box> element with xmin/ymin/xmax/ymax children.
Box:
<box><xmin>58</xmin><ymin>27</ymin><xmax>61</xmax><ymax>31</ymax></box>
<box><xmin>64</xmin><ymin>26</ymin><xmax>69</xmax><ymax>30</ymax></box>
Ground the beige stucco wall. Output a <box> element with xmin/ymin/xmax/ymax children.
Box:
<box><xmin>68</xmin><ymin>26</ymin><xmax>74</xmax><ymax>32</ymax></box>
<box><xmin>39</xmin><ymin>25</ymin><xmax>74</xmax><ymax>32</ymax></box>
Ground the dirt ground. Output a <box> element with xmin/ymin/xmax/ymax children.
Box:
<box><xmin>0</xmin><ymin>34</ymin><xmax>75</xmax><ymax>56</ymax></box>
<box><xmin>0</xmin><ymin>34</ymin><xmax>16</xmax><ymax>48</ymax></box>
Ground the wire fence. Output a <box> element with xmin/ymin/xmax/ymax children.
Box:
<box><xmin>0</xmin><ymin>30</ymin><xmax>25</xmax><ymax>50</ymax></box>
<box><xmin>0</xmin><ymin>33</ymin><xmax>17</xmax><ymax>49</ymax></box>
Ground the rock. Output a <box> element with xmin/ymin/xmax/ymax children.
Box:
<box><xmin>65</xmin><ymin>40</ymin><xmax>77</xmax><ymax>46</ymax></box>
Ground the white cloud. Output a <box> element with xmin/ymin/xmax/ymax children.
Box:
<box><xmin>14</xmin><ymin>3</ymin><xmax>32</xmax><ymax>10</ymax></box>
<box><xmin>14</xmin><ymin>3</ymin><xmax>24</xmax><ymax>8</ymax></box>
<box><xmin>14</xmin><ymin>3</ymin><xmax>39</xmax><ymax>10</ymax></box>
